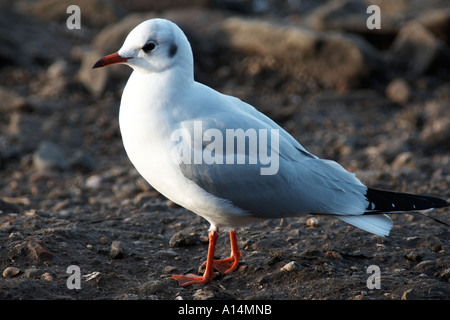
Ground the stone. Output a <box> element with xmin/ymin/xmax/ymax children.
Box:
<box><xmin>193</xmin><ymin>288</ymin><xmax>215</xmax><ymax>300</ymax></box>
<box><xmin>24</xmin><ymin>268</ymin><xmax>43</xmax><ymax>278</ymax></box>
<box><xmin>32</xmin><ymin>141</ymin><xmax>68</xmax><ymax>172</ymax></box>
<box><xmin>3</xmin><ymin>266</ymin><xmax>20</xmax><ymax>278</ymax></box>
<box><xmin>390</xmin><ymin>21</ymin><xmax>450</xmax><ymax>77</ymax></box>
<box><xmin>26</xmin><ymin>239</ymin><xmax>53</xmax><ymax>261</ymax></box>
<box><xmin>169</xmin><ymin>232</ymin><xmax>199</xmax><ymax>248</ymax></box>
<box><xmin>7</xmin><ymin>112</ymin><xmax>44</xmax><ymax>152</ymax></box>
<box><xmin>0</xmin><ymin>7</ymin><xmax>70</xmax><ymax>67</ymax></box>
<box><xmin>0</xmin><ymin>86</ymin><xmax>29</xmax><ymax>113</ymax></box>
<box><xmin>306</xmin><ymin>217</ymin><xmax>319</xmax><ymax>227</ymax></box>
<box><xmin>110</xmin><ymin>240</ymin><xmax>125</xmax><ymax>259</ymax></box>
<box><xmin>221</xmin><ymin>17</ymin><xmax>382</xmax><ymax>90</ymax></box>
<box><xmin>401</xmin><ymin>288</ymin><xmax>419</xmax><ymax>300</ymax></box>
<box><xmin>385</xmin><ymin>78</ymin><xmax>411</xmax><ymax>104</ymax></box>
<box><xmin>280</xmin><ymin>261</ymin><xmax>299</xmax><ymax>272</ymax></box>
<box><xmin>69</xmin><ymin>151</ymin><xmax>95</xmax><ymax>173</ymax></box>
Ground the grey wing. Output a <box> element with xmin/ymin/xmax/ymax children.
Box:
<box><xmin>175</xmin><ymin>117</ymin><xmax>369</xmax><ymax>219</ymax></box>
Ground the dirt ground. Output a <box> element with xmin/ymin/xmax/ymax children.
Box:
<box><xmin>0</xmin><ymin>1</ymin><xmax>449</xmax><ymax>301</ymax></box>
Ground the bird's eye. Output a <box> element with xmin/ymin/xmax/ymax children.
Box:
<box><xmin>142</xmin><ymin>42</ymin><xmax>156</xmax><ymax>53</ymax></box>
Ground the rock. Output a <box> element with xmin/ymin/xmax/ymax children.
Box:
<box><xmin>41</xmin><ymin>272</ymin><xmax>54</xmax><ymax>281</ymax></box>
<box><xmin>405</xmin><ymin>251</ymin><xmax>422</xmax><ymax>262</ymax></box>
<box><xmin>69</xmin><ymin>151</ymin><xmax>95</xmax><ymax>173</ymax></box>
<box><xmin>0</xmin><ymin>199</ymin><xmax>20</xmax><ymax>214</ymax></box>
<box><xmin>0</xmin><ymin>86</ymin><xmax>29</xmax><ymax>113</ymax></box>
<box><xmin>385</xmin><ymin>78</ymin><xmax>411</xmax><ymax>104</ymax></box>
<box><xmin>7</xmin><ymin>112</ymin><xmax>44</xmax><ymax>152</ymax></box>
<box><xmin>306</xmin><ymin>217</ymin><xmax>319</xmax><ymax>227</ymax></box>
<box><xmin>85</xmin><ymin>175</ymin><xmax>102</xmax><ymax>190</ymax></box>
<box><xmin>138</xmin><ymin>279</ymin><xmax>172</xmax><ymax>295</ymax></box>
<box><xmin>169</xmin><ymin>232</ymin><xmax>199</xmax><ymax>248</ymax></box>
<box><xmin>110</xmin><ymin>240</ymin><xmax>125</xmax><ymax>259</ymax></box>
<box><xmin>439</xmin><ymin>268</ymin><xmax>450</xmax><ymax>282</ymax></box>
<box><xmin>32</xmin><ymin>141</ymin><xmax>68</xmax><ymax>172</ymax></box>
<box><xmin>24</xmin><ymin>268</ymin><xmax>43</xmax><ymax>278</ymax></box>
<box><xmin>193</xmin><ymin>288</ymin><xmax>215</xmax><ymax>300</ymax></box>
<box><xmin>391</xmin><ymin>151</ymin><xmax>416</xmax><ymax>170</ymax></box>
<box><xmin>3</xmin><ymin>266</ymin><xmax>21</xmax><ymax>278</ymax></box>
<box><xmin>421</xmin><ymin>117</ymin><xmax>450</xmax><ymax>148</ymax></box>
<box><xmin>99</xmin><ymin>236</ymin><xmax>110</xmax><ymax>245</ymax></box>
<box><xmin>415</xmin><ymin>8</ymin><xmax>450</xmax><ymax>44</ymax></box>
<box><xmin>0</xmin><ymin>7</ymin><xmax>70</xmax><ymax>67</ymax></box>
<box><xmin>26</xmin><ymin>239</ymin><xmax>53</xmax><ymax>261</ymax></box>
<box><xmin>325</xmin><ymin>250</ymin><xmax>342</xmax><ymax>259</ymax></box>
<box><xmin>401</xmin><ymin>288</ymin><xmax>419</xmax><ymax>300</ymax></box>
<box><xmin>280</xmin><ymin>261</ymin><xmax>299</xmax><ymax>272</ymax></box>
<box><xmin>390</xmin><ymin>21</ymin><xmax>450</xmax><ymax>77</ymax></box>
<box><xmin>83</xmin><ymin>271</ymin><xmax>101</xmax><ymax>282</ymax></box>
<box><xmin>414</xmin><ymin>260</ymin><xmax>435</xmax><ymax>271</ymax></box>
<box><xmin>221</xmin><ymin>17</ymin><xmax>382</xmax><ymax>90</ymax></box>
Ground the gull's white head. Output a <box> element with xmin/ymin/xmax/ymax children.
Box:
<box><xmin>93</xmin><ymin>18</ymin><xmax>193</xmax><ymax>75</ymax></box>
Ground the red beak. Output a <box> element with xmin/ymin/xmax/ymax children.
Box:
<box><xmin>92</xmin><ymin>52</ymin><xmax>130</xmax><ymax>69</ymax></box>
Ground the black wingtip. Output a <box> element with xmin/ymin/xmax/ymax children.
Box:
<box><xmin>365</xmin><ymin>188</ymin><xmax>449</xmax><ymax>213</ymax></box>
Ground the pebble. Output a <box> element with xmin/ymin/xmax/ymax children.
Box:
<box><xmin>193</xmin><ymin>289</ymin><xmax>215</xmax><ymax>300</ymax></box>
<box><xmin>41</xmin><ymin>272</ymin><xmax>53</xmax><ymax>281</ymax></box>
<box><xmin>69</xmin><ymin>151</ymin><xmax>95</xmax><ymax>173</ymax></box>
<box><xmin>8</xmin><ymin>232</ymin><xmax>24</xmax><ymax>240</ymax></box>
<box><xmin>26</xmin><ymin>239</ymin><xmax>53</xmax><ymax>261</ymax></box>
<box><xmin>163</xmin><ymin>265</ymin><xmax>178</xmax><ymax>274</ymax></box>
<box><xmin>385</xmin><ymin>78</ymin><xmax>411</xmax><ymax>104</ymax></box>
<box><xmin>439</xmin><ymin>268</ymin><xmax>450</xmax><ymax>282</ymax></box>
<box><xmin>83</xmin><ymin>271</ymin><xmax>101</xmax><ymax>282</ymax></box>
<box><xmin>99</xmin><ymin>236</ymin><xmax>110</xmax><ymax>245</ymax></box>
<box><xmin>401</xmin><ymin>288</ymin><xmax>418</xmax><ymax>300</ymax></box>
<box><xmin>110</xmin><ymin>240</ymin><xmax>125</xmax><ymax>259</ymax></box>
<box><xmin>32</xmin><ymin>141</ymin><xmax>68</xmax><ymax>172</ymax></box>
<box><xmin>85</xmin><ymin>175</ymin><xmax>102</xmax><ymax>190</ymax></box>
<box><xmin>306</xmin><ymin>217</ymin><xmax>319</xmax><ymax>227</ymax></box>
<box><xmin>138</xmin><ymin>279</ymin><xmax>170</xmax><ymax>295</ymax></box>
<box><xmin>24</xmin><ymin>268</ymin><xmax>43</xmax><ymax>278</ymax></box>
<box><xmin>405</xmin><ymin>251</ymin><xmax>422</xmax><ymax>262</ymax></box>
<box><xmin>414</xmin><ymin>260</ymin><xmax>435</xmax><ymax>271</ymax></box>
<box><xmin>324</xmin><ymin>250</ymin><xmax>342</xmax><ymax>259</ymax></box>
<box><xmin>157</xmin><ymin>249</ymin><xmax>178</xmax><ymax>257</ymax></box>
<box><xmin>169</xmin><ymin>232</ymin><xmax>198</xmax><ymax>248</ymax></box>
<box><xmin>280</xmin><ymin>261</ymin><xmax>299</xmax><ymax>272</ymax></box>
<box><xmin>3</xmin><ymin>266</ymin><xmax>21</xmax><ymax>278</ymax></box>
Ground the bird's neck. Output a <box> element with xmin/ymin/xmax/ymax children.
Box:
<box><xmin>125</xmin><ymin>65</ymin><xmax>194</xmax><ymax>110</ymax></box>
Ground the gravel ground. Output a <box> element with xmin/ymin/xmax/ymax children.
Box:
<box><xmin>0</xmin><ymin>1</ymin><xmax>449</xmax><ymax>302</ymax></box>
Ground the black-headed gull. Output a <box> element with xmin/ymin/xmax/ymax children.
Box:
<box><xmin>93</xmin><ymin>18</ymin><xmax>449</xmax><ymax>287</ymax></box>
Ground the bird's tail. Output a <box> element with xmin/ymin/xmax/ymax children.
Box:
<box><xmin>336</xmin><ymin>188</ymin><xmax>449</xmax><ymax>237</ymax></box>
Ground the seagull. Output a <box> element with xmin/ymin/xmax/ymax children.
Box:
<box><xmin>93</xmin><ymin>18</ymin><xmax>449</xmax><ymax>287</ymax></box>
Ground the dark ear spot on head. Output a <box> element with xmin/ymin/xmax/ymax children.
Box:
<box><xmin>169</xmin><ymin>43</ymin><xmax>178</xmax><ymax>58</ymax></box>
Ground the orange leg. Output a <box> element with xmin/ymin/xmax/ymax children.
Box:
<box><xmin>170</xmin><ymin>229</ymin><xmax>243</xmax><ymax>287</ymax></box>
<box><xmin>170</xmin><ymin>229</ymin><xmax>219</xmax><ymax>287</ymax></box>
<box><xmin>205</xmin><ymin>230</ymin><xmax>243</xmax><ymax>274</ymax></box>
